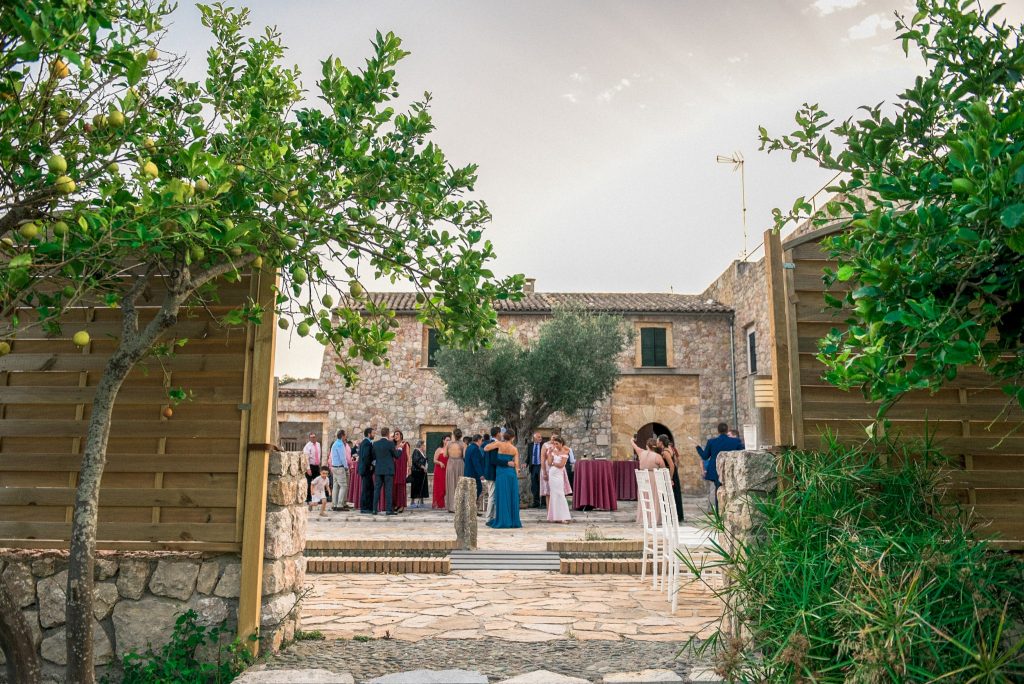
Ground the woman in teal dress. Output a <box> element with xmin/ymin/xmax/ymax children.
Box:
<box><xmin>485</xmin><ymin>429</ymin><xmax>522</xmax><ymax>529</ymax></box>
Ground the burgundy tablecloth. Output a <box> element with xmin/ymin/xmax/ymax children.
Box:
<box><xmin>573</xmin><ymin>460</ymin><xmax>618</xmax><ymax>511</ymax></box>
<box><xmin>613</xmin><ymin>460</ymin><xmax>639</xmax><ymax>501</ymax></box>
<box><xmin>347</xmin><ymin>469</ymin><xmax>361</xmax><ymax>506</ymax></box>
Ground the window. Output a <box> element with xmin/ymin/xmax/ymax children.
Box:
<box><xmin>640</xmin><ymin>327</ymin><xmax>668</xmax><ymax>367</ymax></box>
<box><xmin>746</xmin><ymin>325</ymin><xmax>757</xmax><ymax>374</ymax></box>
<box><xmin>424</xmin><ymin>327</ymin><xmax>442</xmax><ymax>367</ymax></box>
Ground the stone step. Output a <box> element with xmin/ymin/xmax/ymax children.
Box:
<box><xmin>306</xmin><ymin>556</ymin><xmax>450</xmax><ymax>574</ymax></box>
<box><xmin>559</xmin><ymin>557</ymin><xmax>722</xmax><ymax>576</ymax></box>
<box><xmin>305</xmin><ymin>539</ymin><xmax>457</xmax><ymax>555</ymax></box>
<box><xmin>450</xmin><ymin>550</ymin><xmax>561</xmax><ymax>571</ymax></box>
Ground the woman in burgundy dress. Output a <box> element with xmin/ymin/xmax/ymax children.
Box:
<box><xmin>391</xmin><ymin>430</ymin><xmax>410</xmax><ymax>513</ymax></box>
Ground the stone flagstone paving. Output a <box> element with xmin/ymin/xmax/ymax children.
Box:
<box><xmin>302</xmin><ymin>571</ymin><xmax>720</xmax><ymax>642</ymax></box>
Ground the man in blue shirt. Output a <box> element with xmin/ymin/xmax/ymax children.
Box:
<box><xmin>329</xmin><ymin>429</ymin><xmax>351</xmax><ymax>511</ymax></box>
<box><xmin>696</xmin><ymin>422</ymin><xmax>744</xmax><ymax>514</ymax></box>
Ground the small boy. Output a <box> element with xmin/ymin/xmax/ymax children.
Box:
<box><xmin>309</xmin><ymin>468</ymin><xmax>330</xmax><ymax>517</ymax></box>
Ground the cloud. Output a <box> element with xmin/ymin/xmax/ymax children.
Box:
<box><xmin>847</xmin><ymin>13</ymin><xmax>894</xmax><ymax>39</ymax></box>
<box><xmin>562</xmin><ymin>93</ymin><xmax>578</xmax><ymax>104</ymax></box>
<box><xmin>597</xmin><ymin>77</ymin><xmax>632</xmax><ymax>102</ymax></box>
<box><xmin>811</xmin><ymin>0</ymin><xmax>863</xmax><ymax>15</ymax></box>
<box><xmin>727</xmin><ymin>52</ymin><xmax>749</xmax><ymax>64</ymax></box>
<box><xmin>569</xmin><ymin>71</ymin><xmax>587</xmax><ymax>83</ymax></box>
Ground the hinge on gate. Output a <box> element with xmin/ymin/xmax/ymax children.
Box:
<box><xmin>247</xmin><ymin>443</ymin><xmax>278</xmax><ymax>452</ymax></box>
<box><xmin>237</xmin><ymin>403</ymin><xmax>252</xmax><ymax>410</ymax></box>
<box><xmin>783</xmin><ymin>262</ymin><xmax>796</xmax><ymax>270</ymax></box>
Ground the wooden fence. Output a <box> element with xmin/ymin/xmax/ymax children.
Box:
<box><xmin>0</xmin><ymin>269</ymin><xmax>277</xmax><ymax>553</ymax></box>
<box><xmin>766</xmin><ymin>227</ymin><xmax>1024</xmax><ymax>549</ymax></box>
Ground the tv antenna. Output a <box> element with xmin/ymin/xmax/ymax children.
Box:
<box><xmin>716</xmin><ymin>151</ymin><xmax>748</xmax><ymax>259</ymax></box>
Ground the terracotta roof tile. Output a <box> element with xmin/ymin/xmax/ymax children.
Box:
<box><xmin>354</xmin><ymin>292</ymin><xmax>730</xmax><ymax>314</ymax></box>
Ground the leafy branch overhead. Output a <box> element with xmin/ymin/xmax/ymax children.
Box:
<box><xmin>0</xmin><ymin>1</ymin><xmax>522</xmax><ymax>385</ymax></box>
<box><xmin>759</xmin><ymin>0</ymin><xmax>1024</xmax><ymax>413</ymax></box>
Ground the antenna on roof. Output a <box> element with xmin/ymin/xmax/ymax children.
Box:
<box><xmin>716</xmin><ymin>151</ymin><xmax>748</xmax><ymax>260</ymax></box>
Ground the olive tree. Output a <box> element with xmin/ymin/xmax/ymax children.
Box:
<box><xmin>759</xmin><ymin>0</ymin><xmax>1024</xmax><ymax>416</ymax></box>
<box><xmin>0</xmin><ymin>1</ymin><xmax>519</xmax><ymax>679</ymax></box>
<box><xmin>434</xmin><ymin>309</ymin><xmax>631</xmax><ymax>450</ymax></box>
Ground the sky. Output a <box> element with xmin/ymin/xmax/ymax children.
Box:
<box><xmin>160</xmin><ymin>0</ymin><xmax>1023</xmax><ymax>378</ymax></box>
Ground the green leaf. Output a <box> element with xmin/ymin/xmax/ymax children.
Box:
<box><xmin>1000</xmin><ymin>203</ymin><xmax>1024</xmax><ymax>229</ymax></box>
<box><xmin>836</xmin><ymin>264</ymin><xmax>856</xmax><ymax>282</ymax></box>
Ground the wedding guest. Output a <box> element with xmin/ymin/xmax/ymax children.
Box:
<box><xmin>432</xmin><ymin>436</ymin><xmax>450</xmax><ymax>509</ymax></box>
<box><xmin>385</xmin><ymin>429</ymin><xmax>410</xmax><ymax>514</ymax></box>
<box><xmin>371</xmin><ymin>427</ymin><xmax>398</xmax><ymax>515</ymax></box>
<box><xmin>308</xmin><ymin>467</ymin><xmax>330</xmax><ymax>517</ymax></box>
<box><xmin>464</xmin><ymin>433</ymin><xmax>486</xmax><ymax>513</ymax></box>
<box><xmin>329</xmin><ymin>429</ymin><xmax>351</xmax><ymax>511</ymax></box>
<box><xmin>527</xmin><ymin>432</ymin><xmax>545</xmax><ymax>508</ymax></box>
<box><xmin>547</xmin><ymin>436</ymin><xmax>572</xmax><ymax>524</ymax></box>
<box><xmin>483</xmin><ymin>426</ymin><xmax>500</xmax><ymax>521</ymax></box>
<box><xmin>632</xmin><ymin>435</ymin><xmax>667</xmax><ymax>524</ymax></box>
<box><xmin>303</xmin><ymin>432</ymin><xmax>322</xmax><ymax>504</ymax></box>
<box><xmin>696</xmin><ymin>423</ymin><xmax>744</xmax><ymax>514</ymax></box>
<box><xmin>409</xmin><ymin>440</ymin><xmax>429</xmax><ymax>508</ymax></box>
<box><xmin>658</xmin><ymin>434</ymin><xmax>684</xmax><ymax>522</ymax></box>
<box><xmin>485</xmin><ymin>429</ymin><xmax>522</xmax><ymax>529</ymax></box>
<box><xmin>357</xmin><ymin>427</ymin><xmax>376</xmax><ymax>514</ymax></box>
<box><xmin>444</xmin><ymin>428</ymin><xmax>466</xmax><ymax>512</ymax></box>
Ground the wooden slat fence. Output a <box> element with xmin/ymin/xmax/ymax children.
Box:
<box><xmin>766</xmin><ymin>227</ymin><xmax>1024</xmax><ymax>549</ymax></box>
<box><xmin>0</xmin><ymin>269</ymin><xmax>277</xmax><ymax>552</ymax></box>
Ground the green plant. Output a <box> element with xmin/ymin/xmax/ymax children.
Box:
<box><xmin>352</xmin><ymin>634</ymin><xmax>372</xmax><ymax>642</ymax></box>
<box><xmin>108</xmin><ymin>610</ymin><xmax>254</xmax><ymax>684</ymax></box>
<box><xmin>759</xmin><ymin>0</ymin><xmax>1024</xmax><ymax>415</ymax></box>
<box><xmin>293</xmin><ymin>630</ymin><xmax>325</xmax><ymax>641</ymax></box>
<box><xmin>681</xmin><ymin>437</ymin><xmax>1024</xmax><ymax>682</ymax></box>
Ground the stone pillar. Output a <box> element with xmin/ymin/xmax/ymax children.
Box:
<box><xmin>716</xmin><ymin>449</ymin><xmax>777</xmax><ymax>639</ymax></box>
<box><xmin>260</xmin><ymin>451</ymin><xmax>308</xmax><ymax>652</ymax></box>
<box><xmin>453</xmin><ymin>477</ymin><xmax>478</xmax><ymax>550</ymax></box>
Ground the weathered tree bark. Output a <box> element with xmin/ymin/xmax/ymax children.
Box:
<box><xmin>453</xmin><ymin>477</ymin><xmax>477</xmax><ymax>550</ymax></box>
<box><xmin>0</xmin><ymin>573</ymin><xmax>42</xmax><ymax>684</ymax></box>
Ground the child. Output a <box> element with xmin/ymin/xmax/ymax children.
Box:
<box><xmin>309</xmin><ymin>468</ymin><xmax>330</xmax><ymax>517</ymax></box>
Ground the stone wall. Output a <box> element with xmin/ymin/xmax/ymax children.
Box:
<box><xmin>0</xmin><ymin>451</ymin><xmax>308</xmax><ymax>682</ymax></box>
<box><xmin>297</xmin><ymin>310</ymin><xmax>735</xmax><ymax>494</ymax></box>
<box><xmin>702</xmin><ymin>259</ymin><xmax>772</xmax><ymax>442</ymax></box>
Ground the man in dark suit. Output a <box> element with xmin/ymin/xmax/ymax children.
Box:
<box><xmin>483</xmin><ymin>426</ymin><xmax>500</xmax><ymax>521</ymax></box>
<box><xmin>696</xmin><ymin>422</ymin><xmax>744</xmax><ymax>514</ymax></box>
<box><xmin>357</xmin><ymin>426</ymin><xmax>376</xmax><ymax>514</ymax></box>
<box><xmin>371</xmin><ymin>426</ymin><xmax>399</xmax><ymax>515</ymax></box>
<box><xmin>528</xmin><ymin>432</ymin><xmax>545</xmax><ymax>508</ymax></box>
<box><xmin>464</xmin><ymin>434</ymin><xmax>486</xmax><ymax>513</ymax></box>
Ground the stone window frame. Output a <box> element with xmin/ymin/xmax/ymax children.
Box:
<box><xmin>421</xmin><ymin>325</ymin><xmax>442</xmax><ymax>368</ymax></box>
<box><xmin>634</xmin><ymin>321</ymin><xmax>674</xmax><ymax>368</ymax></box>
<box><xmin>744</xmin><ymin>324</ymin><xmax>758</xmax><ymax>375</ymax></box>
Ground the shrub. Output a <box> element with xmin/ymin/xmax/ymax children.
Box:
<box><xmin>683</xmin><ymin>438</ymin><xmax>1024</xmax><ymax>682</ymax></box>
<box><xmin>109</xmin><ymin>610</ymin><xmax>254</xmax><ymax>684</ymax></box>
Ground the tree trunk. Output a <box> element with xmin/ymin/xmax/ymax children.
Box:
<box><xmin>0</xmin><ymin>573</ymin><xmax>42</xmax><ymax>684</ymax></box>
<box><xmin>65</xmin><ymin>351</ymin><xmax>136</xmax><ymax>683</ymax></box>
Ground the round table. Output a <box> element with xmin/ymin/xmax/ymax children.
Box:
<box><xmin>612</xmin><ymin>460</ymin><xmax>639</xmax><ymax>500</ymax></box>
<box><xmin>572</xmin><ymin>460</ymin><xmax>618</xmax><ymax>511</ymax></box>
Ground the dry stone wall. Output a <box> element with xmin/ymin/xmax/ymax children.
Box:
<box><xmin>0</xmin><ymin>450</ymin><xmax>308</xmax><ymax>683</ymax></box>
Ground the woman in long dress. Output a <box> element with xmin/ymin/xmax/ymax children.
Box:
<box><xmin>485</xmin><ymin>429</ymin><xmax>522</xmax><ymax>529</ymax></box>
<box><xmin>546</xmin><ymin>436</ymin><xmax>572</xmax><ymax>523</ymax></box>
<box><xmin>444</xmin><ymin>428</ymin><xmax>466</xmax><ymax>512</ymax></box>
<box><xmin>346</xmin><ymin>440</ymin><xmax>361</xmax><ymax>508</ymax></box>
<box><xmin>658</xmin><ymin>434</ymin><xmax>684</xmax><ymax>522</ymax></box>
<box><xmin>409</xmin><ymin>440</ymin><xmax>429</xmax><ymax>508</ymax></box>
<box><xmin>432</xmin><ymin>436</ymin><xmax>450</xmax><ymax>509</ymax></box>
<box><xmin>633</xmin><ymin>436</ymin><xmax>667</xmax><ymax>524</ymax></box>
<box><xmin>386</xmin><ymin>430</ymin><xmax>409</xmax><ymax>513</ymax></box>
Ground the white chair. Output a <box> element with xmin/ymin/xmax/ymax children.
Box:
<box><xmin>653</xmin><ymin>468</ymin><xmax>682</xmax><ymax>613</ymax></box>
<box><xmin>635</xmin><ymin>469</ymin><xmax>660</xmax><ymax>589</ymax></box>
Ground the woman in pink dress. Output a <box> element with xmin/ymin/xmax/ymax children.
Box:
<box><xmin>632</xmin><ymin>436</ymin><xmax>667</xmax><ymax>524</ymax></box>
<box><xmin>389</xmin><ymin>430</ymin><xmax>410</xmax><ymax>513</ymax></box>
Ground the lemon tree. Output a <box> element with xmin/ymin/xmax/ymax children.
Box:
<box><xmin>1</xmin><ymin>1</ymin><xmax>520</xmax><ymax>680</ymax></box>
<box><xmin>760</xmin><ymin>0</ymin><xmax>1024</xmax><ymax>415</ymax></box>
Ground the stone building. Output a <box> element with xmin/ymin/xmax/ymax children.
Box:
<box><xmin>278</xmin><ymin>265</ymin><xmax>775</xmax><ymax>495</ymax></box>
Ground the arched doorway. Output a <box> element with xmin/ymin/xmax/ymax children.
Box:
<box><xmin>635</xmin><ymin>422</ymin><xmax>673</xmax><ymax>448</ymax></box>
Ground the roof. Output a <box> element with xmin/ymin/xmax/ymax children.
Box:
<box><xmin>355</xmin><ymin>292</ymin><xmax>731</xmax><ymax>315</ymax></box>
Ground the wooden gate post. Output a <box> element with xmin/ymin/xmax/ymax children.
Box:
<box><xmin>765</xmin><ymin>229</ymin><xmax>794</xmax><ymax>448</ymax></box>
<box><xmin>237</xmin><ymin>267</ymin><xmax>278</xmax><ymax>656</ymax></box>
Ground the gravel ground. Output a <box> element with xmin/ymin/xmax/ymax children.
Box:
<box><xmin>262</xmin><ymin>637</ymin><xmax>708</xmax><ymax>682</ymax></box>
